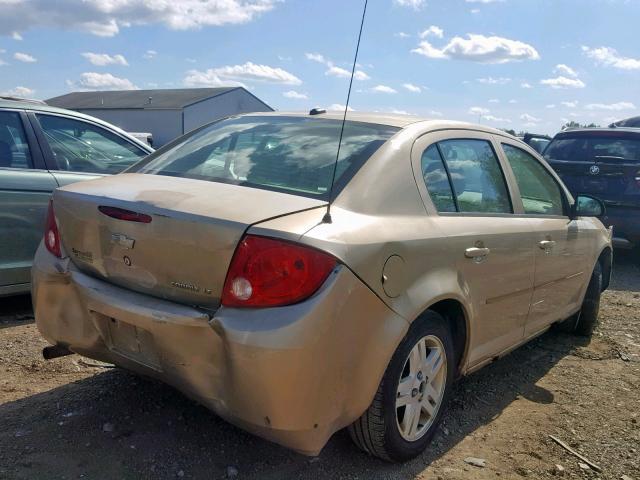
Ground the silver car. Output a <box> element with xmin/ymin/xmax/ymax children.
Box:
<box><xmin>33</xmin><ymin>112</ymin><xmax>612</xmax><ymax>461</ymax></box>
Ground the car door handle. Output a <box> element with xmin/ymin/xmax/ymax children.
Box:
<box><xmin>538</xmin><ymin>240</ymin><xmax>556</xmax><ymax>250</ymax></box>
<box><xmin>464</xmin><ymin>247</ymin><xmax>491</xmax><ymax>259</ymax></box>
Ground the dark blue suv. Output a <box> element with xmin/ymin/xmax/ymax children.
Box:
<box><xmin>544</xmin><ymin>128</ymin><xmax>640</xmax><ymax>250</ymax></box>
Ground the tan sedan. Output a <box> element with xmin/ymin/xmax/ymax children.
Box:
<box><xmin>32</xmin><ymin>112</ymin><xmax>612</xmax><ymax>462</ymax></box>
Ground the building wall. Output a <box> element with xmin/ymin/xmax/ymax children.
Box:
<box><xmin>183</xmin><ymin>90</ymin><xmax>272</xmax><ymax>134</ymax></box>
<box><xmin>75</xmin><ymin>109</ymin><xmax>182</xmax><ymax>147</ymax></box>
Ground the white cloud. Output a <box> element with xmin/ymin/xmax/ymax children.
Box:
<box><xmin>389</xmin><ymin>109</ymin><xmax>416</xmax><ymax>115</ymax></box>
<box><xmin>540</xmin><ymin>76</ymin><xmax>586</xmax><ymax>89</ymax></box>
<box><xmin>144</xmin><ymin>50</ymin><xmax>157</xmax><ymax>59</ymax></box>
<box><xmin>484</xmin><ymin>115</ymin><xmax>510</xmax><ymax>123</ymax></box>
<box><xmin>327</xmin><ymin>103</ymin><xmax>354</xmax><ymax>112</ymax></box>
<box><xmin>305</xmin><ymin>52</ymin><xmax>327</xmax><ymax>64</ymax></box>
<box><xmin>477</xmin><ymin>76</ymin><xmax>511</xmax><ymax>85</ymax></box>
<box><xmin>325</xmin><ymin>65</ymin><xmax>370</xmax><ymax>81</ymax></box>
<box><xmin>72</xmin><ymin>72</ymin><xmax>137</xmax><ymax>90</ymax></box>
<box><xmin>488</xmin><ymin>98</ymin><xmax>500</xmax><ymax>103</ymax></box>
<box><xmin>546</xmin><ymin>104</ymin><xmax>556</xmax><ymax>109</ymax></box>
<box><xmin>14</xmin><ymin>52</ymin><xmax>36</xmax><ymax>63</ymax></box>
<box><xmin>520</xmin><ymin>113</ymin><xmax>540</xmax><ymax>123</ymax></box>
<box><xmin>508</xmin><ymin>99</ymin><xmax>517</xmax><ymax>104</ymax></box>
<box><xmin>520</xmin><ymin>82</ymin><xmax>533</xmax><ymax>89</ymax></box>
<box><xmin>372</xmin><ymin>85</ymin><xmax>397</xmax><ymax>94</ymax></box>
<box><xmin>11</xmin><ymin>31</ymin><xmax>22</xmax><ymax>40</ymax></box>
<box><xmin>428</xmin><ymin>110</ymin><xmax>444</xmax><ymax>117</ymax></box>
<box><xmin>585</xmin><ymin>102</ymin><xmax>636</xmax><ymax>111</ymax></box>
<box><xmin>393</xmin><ymin>0</ymin><xmax>426</xmax><ymax>9</ymax></box>
<box><xmin>420</xmin><ymin>26</ymin><xmax>444</xmax><ymax>39</ymax></box>
<box><xmin>469</xmin><ymin>106</ymin><xmax>490</xmax><ymax>116</ymax></box>
<box><xmin>283</xmin><ymin>90</ymin><xmax>308</xmax><ymax>100</ymax></box>
<box><xmin>82</xmin><ymin>52</ymin><xmax>128</xmax><ymax>66</ymax></box>
<box><xmin>1</xmin><ymin>86</ymin><xmax>34</xmax><ymax>97</ymax></box>
<box><xmin>412</xmin><ymin>34</ymin><xmax>539</xmax><ymax>63</ymax></box>
<box><xmin>185</xmin><ymin>62</ymin><xmax>301</xmax><ymax>87</ymax></box>
<box><xmin>582</xmin><ymin>46</ymin><xmax>640</xmax><ymax>70</ymax></box>
<box><xmin>394</xmin><ymin>32</ymin><xmax>411</xmax><ymax>39</ymax></box>
<box><xmin>555</xmin><ymin>64</ymin><xmax>578</xmax><ymax>77</ymax></box>
<box><xmin>0</xmin><ymin>0</ymin><xmax>279</xmax><ymax>37</ymax></box>
<box><xmin>411</xmin><ymin>41</ymin><xmax>448</xmax><ymax>59</ymax></box>
<box><xmin>560</xmin><ymin>101</ymin><xmax>578</xmax><ymax>108</ymax></box>
<box><xmin>466</xmin><ymin>0</ymin><xmax>504</xmax><ymax>2</ymax></box>
<box><xmin>403</xmin><ymin>83</ymin><xmax>421</xmax><ymax>93</ymax></box>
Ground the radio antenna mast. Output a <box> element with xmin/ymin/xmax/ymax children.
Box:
<box><xmin>323</xmin><ymin>0</ymin><xmax>368</xmax><ymax>224</ymax></box>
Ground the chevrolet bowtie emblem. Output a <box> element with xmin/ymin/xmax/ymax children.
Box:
<box><xmin>110</xmin><ymin>233</ymin><xmax>135</xmax><ymax>249</ymax></box>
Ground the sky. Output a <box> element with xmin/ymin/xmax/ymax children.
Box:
<box><xmin>0</xmin><ymin>0</ymin><xmax>639</xmax><ymax>134</ymax></box>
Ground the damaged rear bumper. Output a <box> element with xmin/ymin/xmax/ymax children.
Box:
<box><xmin>31</xmin><ymin>244</ymin><xmax>408</xmax><ymax>455</ymax></box>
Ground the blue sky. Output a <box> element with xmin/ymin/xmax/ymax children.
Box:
<box><xmin>1</xmin><ymin>0</ymin><xmax>639</xmax><ymax>134</ymax></box>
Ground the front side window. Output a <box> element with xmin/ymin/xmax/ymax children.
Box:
<box><xmin>0</xmin><ymin>111</ymin><xmax>32</xmax><ymax>169</ymax></box>
<box><xmin>420</xmin><ymin>144</ymin><xmax>456</xmax><ymax>212</ymax></box>
<box><xmin>503</xmin><ymin>144</ymin><xmax>565</xmax><ymax>216</ymax></box>
<box><xmin>134</xmin><ymin>116</ymin><xmax>399</xmax><ymax>200</ymax></box>
<box><xmin>438</xmin><ymin>139</ymin><xmax>512</xmax><ymax>214</ymax></box>
<box><xmin>37</xmin><ymin>114</ymin><xmax>148</xmax><ymax>174</ymax></box>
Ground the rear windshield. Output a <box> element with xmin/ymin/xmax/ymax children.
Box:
<box><xmin>133</xmin><ymin>116</ymin><xmax>399</xmax><ymax>199</ymax></box>
<box><xmin>545</xmin><ymin>134</ymin><xmax>640</xmax><ymax>162</ymax></box>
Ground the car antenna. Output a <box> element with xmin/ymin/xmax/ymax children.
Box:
<box><xmin>323</xmin><ymin>0</ymin><xmax>368</xmax><ymax>224</ymax></box>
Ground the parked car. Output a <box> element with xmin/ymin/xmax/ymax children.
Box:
<box><xmin>544</xmin><ymin>127</ymin><xmax>640</xmax><ymax>250</ymax></box>
<box><xmin>520</xmin><ymin>133</ymin><xmax>551</xmax><ymax>154</ymax></box>
<box><xmin>33</xmin><ymin>112</ymin><xmax>611</xmax><ymax>462</ymax></box>
<box><xmin>0</xmin><ymin>96</ymin><xmax>153</xmax><ymax>296</ymax></box>
<box><xmin>127</xmin><ymin>132</ymin><xmax>154</xmax><ymax>147</ymax></box>
<box><xmin>609</xmin><ymin>116</ymin><xmax>640</xmax><ymax>128</ymax></box>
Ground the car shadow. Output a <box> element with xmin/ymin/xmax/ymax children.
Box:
<box><xmin>0</xmin><ymin>328</ymin><xmax>591</xmax><ymax>480</ymax></box>
<box><xmin>608</xmin><ymin>250</ymin><xmax>640</xmax><ymax>292</ymax></box>
<box><xmin>0</xmin><ymin>294</ymin><xmax>33</xmax><ymax>329</ymax></box>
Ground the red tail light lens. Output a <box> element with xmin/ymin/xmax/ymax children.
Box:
<box><xmin>44</xmin><ymin>200</ymin><xmax>62</xmax><ymax>258</ymax></box>
<box><xmin>221</xmin><ymin>235</ymin><xmax>337</xmax><ymax>308</ymax></box>
<box><xmin>98</xmin><ymin>206</ymin><xmax>152</xmax><ymax>223</ymax></box>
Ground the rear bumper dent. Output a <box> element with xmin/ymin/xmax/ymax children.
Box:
<box><xmin>32</xmin><ymin>244</ymin><xmax>408</xmax><ymax>455</ymax></box>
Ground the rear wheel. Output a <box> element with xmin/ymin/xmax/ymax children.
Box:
<box><xmin>557</xmin><ymin>261</ymin><xmax>602</xmax><ymax>336</ymax></box>
<box><xmin>348</xmin><ymin>311</ymin><xmax>455</xmax><ymax>462</ymax></box>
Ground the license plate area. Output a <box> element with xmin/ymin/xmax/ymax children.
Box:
<box><xmin>98</xmin><ymin>313</ymin><xmax>162</xmax><ymax>371</ymax></box>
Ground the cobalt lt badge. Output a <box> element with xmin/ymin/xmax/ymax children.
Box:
<box><xmin>589</xmin><ymin>164</ymin><xmax>600</xmax><ymax>175</ymax></box>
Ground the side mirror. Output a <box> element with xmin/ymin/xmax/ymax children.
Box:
<box><xmin>571</xmin><ymin>194</ymin><xmax>605</xmax><ymax>219</ymax></box>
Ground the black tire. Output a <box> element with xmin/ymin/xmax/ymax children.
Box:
<box><xmin>557</xmin><ymin>261</ymin><xmax>602</xmax><ymax>336</ymax></box>
<box><xmin>348</xmin><ymin>311</ymin><xmax>455</xmax><ymax>462</ymax></box>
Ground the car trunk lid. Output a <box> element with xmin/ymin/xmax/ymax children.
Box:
<box><xmin>53</xmin><ymin>173</ymin><xmax>326</xmax><ymax>308</ymax></box>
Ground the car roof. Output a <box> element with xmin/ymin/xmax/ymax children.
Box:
<box><xmin>555</xmin><ymin>127</ymin><xmax>640</xmax><ymax>137</ymax></box>
<box><xmin>234</xmin><ymin>111</ymin><xmax>514</xmax><ymax>136</ymax></box>
<box><xmin>0</xmin><ymin>97</ymin><xmax>154</xmax><ymax>152</ymax></box>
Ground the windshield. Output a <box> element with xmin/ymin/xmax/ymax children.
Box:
<box><xmin>132</xmin><ymin>116</ymin><xmax>398</xmax><ymax>199</ymax></box>
<box><xmin>545</xmin><ymin>134</ymin><xmax>640</xmax><ymax>162</ymax></box>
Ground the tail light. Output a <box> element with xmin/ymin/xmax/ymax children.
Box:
<box><xmin>221</xmin><ymin>235</ymin><xmax>336</xmax><ymax>308</ymax></box>
<box><xmin>98</xmin><ymin>206</ymin><xmax>152</xmax><ymax>223</ymax></box>
<box><xmin>44</xmin><ymin>200</ymin><xmax>62</xmax><ymax>258</ymax></box>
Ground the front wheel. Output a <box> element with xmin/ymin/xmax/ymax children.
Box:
<box><xmin>557</xmin><ymin>261</ymin><xmax>602</xmax><ymax>336</ymax></box>
<box><xmin>348</xmin><ymin>311</ymin><xmax>455</xmax><ymax>462</ymax></box>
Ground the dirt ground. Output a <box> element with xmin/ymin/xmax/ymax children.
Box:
<box><xmin>1</xmin><ymin>254</ymin><xmax>638</xmax><ymax>480</ymax></box>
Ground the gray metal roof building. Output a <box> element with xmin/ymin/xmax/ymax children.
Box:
<box><xmin>47</xmin><ymin>87</ymin><xmax>273</xmax><ymax>147</ymax></box>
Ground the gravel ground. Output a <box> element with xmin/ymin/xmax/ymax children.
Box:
<box><xmin>0</xmin><ymin>252</ymin><xmax>638</xmax><ymax>480</ymax></box>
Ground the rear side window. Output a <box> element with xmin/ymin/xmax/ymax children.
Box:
<box><xmin>438</xmin><ymin>139</ymin><xmax>512</xmax><ymax>214</ymax></box>
<box><xmin>545</xmin><ymin>135</ymin><xmax>640</xmax><ymax>162</ymax></box>
<box><xmin>420</xmin><ymin>145</ymin><xmax>456</xmax><ymax>212</ymax></box>
<box><xmin>502</xmin><ymin>144</ymin><xmax>565</xmax><ymax>216</ymax></box>
<box><xmin>134</xmin><ymin>116</ymin><xmax>399</xmax><ymax>200</ymax></box>
<box><xmin>37</xmin><ymin>114</ymin><xmax>148</xmax><ymax>174</ymax></box>
<box><xmin>0</xmin><ymin>111</ymin><xmax>32</xmax><ymax>169</ymax></box>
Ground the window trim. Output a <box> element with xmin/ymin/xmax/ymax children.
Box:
<box><xmin>28</xmin><ymin>111</ymin><xmax>151</xmax><ymax>173</ymax></box>
<box><xmin>411</xmin><ymin>130</ymin><xmax>517</xmax><ymax>216</ymax></box>
<box><xmin>499</xmin><ymin>140</ymin><xmax>572</xmax><ymax>218</ymax></box>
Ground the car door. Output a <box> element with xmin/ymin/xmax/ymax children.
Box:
<box><xmin>0</xmin><ymin>109</ymin><xmax>58</xmax><ymax>291</ymax></box>
<box><xmin>29</xmin><ymin>112</ymin><xmax>150</xmax><ymax>188</ymax></box>
<box><xmin>500</xmin><ymin>141</ymin><xmax>590</xmax><ymax>335</ymax></box>
<box><xmin>412</xmin><ymin>131</ymin><xmax>536</xmax><ymax>367</ymax></box>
